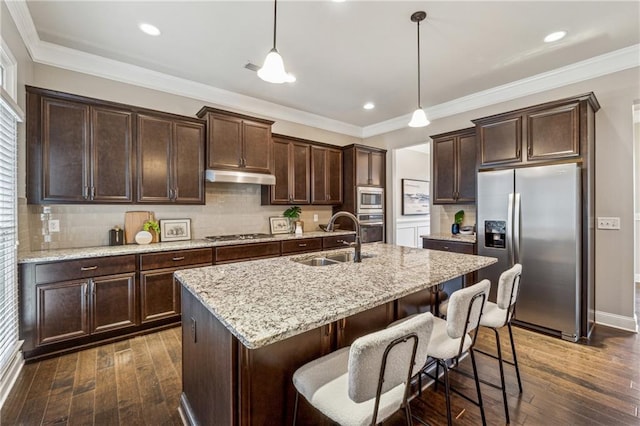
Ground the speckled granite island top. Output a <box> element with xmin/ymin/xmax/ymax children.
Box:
<box><xmin>18</xmin><ymin>230</ymin><xmax>355</xmax><ymax>263</ymax></box>
<box><xmin>175</xmin><ymin>243</ymin><xmax>496</xmax><ymax>349</ymax></box>
<box><xmin>421</xmin><ymin>233</ymin><xmax>477</xmax><ymax>244</ymax></box>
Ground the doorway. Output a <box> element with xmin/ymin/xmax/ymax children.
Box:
<box><xmin>391</xmin><ymin>143</ymin><xmax>430</xmax><ymax>247</ymax></box>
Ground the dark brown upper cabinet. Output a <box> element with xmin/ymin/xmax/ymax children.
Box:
<box><xmin>473</xmin><ymin>93</ymin><xmax>600</xmax><ymax>169</ymax></box>
<box><xmin>263</xmin><ymin>135</ymin><xmax>311</xmax><ymax>205</ymax></box>
<box><xmin>27</xmin><ymin>87</ymin><xmax>134</xmax><ymax>204</ymax></box>
<box><xmin>352</xmin><ymin>146</ymin><xmax>385</xmax><ymax>187</ymax></box>
<box><xmin>432</xmin><ymin>127</ymin><xmax>476</xmax><ymax>204</ymax></box>
<box><xmin>136</xmin><ymin>113</ymin><xmax>205</xmax><ymax>204</ymax></box>
<box><xmin>311</xmin><ymin>145</ymin><xmax>343</xmax><ymax>205</ymax></box>
<box><xmin>197</xmin><ymin>107</ymin><xmax>274</xmax><ymax>174</ymax></box>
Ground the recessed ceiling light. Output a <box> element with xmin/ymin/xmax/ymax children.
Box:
<box><xmin>544</xmin><ymin>31</ymin><xmax>566</xmax><ymax>43</ymax></box>
<box><xmin>363</xmin><ymin>102</ymin><xmax>375</xmax><ymax>110</ymax></box>
<box><xmin>139</xmin><ymin>23</ymin><xmax>161</xmax><ymax>36</ymax></box>
<box><xmin>333</xmin><ymin>0</ymin><xmax>346</xmax><ymax>3</ymax></box>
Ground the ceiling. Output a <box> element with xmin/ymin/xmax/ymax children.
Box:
<box><xmin>16</xmin><ymin>1</ymin><xmax>640</xmax><ymax>135</ymax></box>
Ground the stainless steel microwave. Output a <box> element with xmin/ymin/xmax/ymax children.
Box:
<box><xmin>356</xmin><ymin>187</ymin><xmax>384</xmax><ymax>212</ymax></box>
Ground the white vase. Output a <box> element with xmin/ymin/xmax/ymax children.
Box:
<box><xmin>135</xmin><ymin>230</ymin><xmax>153</xmax><ymax>245</ymax></box>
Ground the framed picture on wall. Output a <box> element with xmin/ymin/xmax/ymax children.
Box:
<box><xmin>402</xmin><ymin>179</ymin><xmax>430</xmax><ymax>215</ymax></box>
<box><xmin>160</xmin><ymin>219</ymin><xmax>192</xmax><ymax>242</ymax></box>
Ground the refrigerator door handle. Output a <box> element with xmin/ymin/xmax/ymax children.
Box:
<box><xmin>514</xmin><ymin>192</ymin><xmax>521</xmax><ymax>264</ymax></box>
<box><xmin>507</xmin><ymin>193</ymin><xmax>514</xmax><ymax>265</ymax></box>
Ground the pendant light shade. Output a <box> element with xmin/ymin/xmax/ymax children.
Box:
<box><xmin>408</xmin><ymin>11</ymin><xmax>429</xmax><ymax>128</ymax></box>
<box><xmin>258</xmin><ymin>0</ymin><xmax>295</xmax><ymax>84</ymax></box>
<box><xmin>409</xmin><ymin>108</ymin><xmax>430</xmax><ymax>127</ymax></box>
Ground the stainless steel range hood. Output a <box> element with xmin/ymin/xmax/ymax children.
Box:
<box><xmin>205</xmin><ymin>169</ymin><xmax>276</xmax><ymax>185</ymax></box>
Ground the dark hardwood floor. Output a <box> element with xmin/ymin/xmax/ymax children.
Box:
<box><xmin>2</xmin><ymin>286</ymin><xmax>639</xmax><ymax>425</ymax></box>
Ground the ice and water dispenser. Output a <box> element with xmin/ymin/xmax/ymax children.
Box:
<box><xmin>484</xmin><ymin>220</ymin><xmax>506</xmax><ymax>248</ymax></box>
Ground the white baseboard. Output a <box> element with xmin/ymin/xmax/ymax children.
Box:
<box><xmin>595</xmin><ymin>310</ymin><xmax>638</xmax><ymax>333</ymax></box>
<box><xmin>0</xmin><ymin>349</ymin><xmax>24</xmax><ymax>409</ymax></box>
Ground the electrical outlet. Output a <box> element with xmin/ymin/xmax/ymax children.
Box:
<box><xmin>313</xmin><ymin>214</ymin><xmax>319</xmax><ymax>222</ymax></box>
<box><xmin>44</xmin><ymin>234</ymin><xmax>51</xmax><ymax>242</ymax></box>
<box><xmin>597</xmin><ymin>217</ymin><xmax>620</xmax><ymax>230</ymax></box>
<box><xmin>48</xmin><ymin>219</ymin><xmax>60</xmax><ymax>232</ymax></box>
<box><xmin>191</xmin><ymin>317</ymin><xmax>197</xmax><ymax>343</ymax></box>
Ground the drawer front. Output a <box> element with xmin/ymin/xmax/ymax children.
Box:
<box><xmin>422</xmin><ymin>239</ymin><xmax>476</xmax><ymax>255</ymax></box>
<box><xmin>281</xmin><ymin>238</ymin><xmax>323</xmax><ymax>255</ymax></box>
<box><xmin>215</xmin><ymin>242</ymin><xmax>281</xmax><ymax>264</ymax></box>
<box><xmin>322</xmin><ymin>234</ymin><xmax>356</xmax><ymax>249</ymax></box>
<box><xmin>35</xmin><ymin>255</ymin><xmax>136</xmax><ymax>284</ymax></box>
<box><xmin>140</xmin><ymin>248</ymin><xmax>213</xmax><ymax>271</ymax></box>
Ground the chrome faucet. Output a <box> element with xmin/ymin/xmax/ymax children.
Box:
<box><xmin>327</xmin><ymin>211</ymin><xmax>361</xmax><ymax>263</ymax></box>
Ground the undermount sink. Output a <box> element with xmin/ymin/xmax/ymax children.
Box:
<box><xmin>293</xmin><ymin>257</ymin><xmax>340</xmax><ymax>267</ymax></box>
<box><xmin>292</xmin><ymin>252</ymin><xmax>375</xmax><ymax>266</ymax></box>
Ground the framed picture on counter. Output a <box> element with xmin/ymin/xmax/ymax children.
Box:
<box><xmin>270</xmin><ymin>217</ymin><xmax>290</xmax><ymax>234</ymax></box>
<box><xmin>160</xmin><ymin>219</ymin><xmax>191</xmax><ymax>242</ymax></box>
<box><xmin>402</xmin><ymin>179</ymin><xmax>430</xmax><ymax>215</ymax></box>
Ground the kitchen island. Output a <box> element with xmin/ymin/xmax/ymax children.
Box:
<box><xmin>175</xmin><ymin>243</ymin><xmax>496</xmax><ymax>425</ymax></box>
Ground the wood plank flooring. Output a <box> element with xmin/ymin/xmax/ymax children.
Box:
<box><xmin>2</xmin><ymin>287</ymin><xmax>639</xmax><ymax>425</ymax></box>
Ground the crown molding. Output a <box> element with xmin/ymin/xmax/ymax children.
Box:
<box><xmin>363</xmin><ymin>43</ymin><xmax>640</xmax><ymax>138</ymax></box>
<box><xmin>7</xmin><ymin>0</ymin><xmax>640</xmax><ymax>139</ymax></box>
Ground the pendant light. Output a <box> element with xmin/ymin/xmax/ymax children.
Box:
<box><xmin>257</xmin><ymin>0</ymin><xmax>296</xmax><ymax>84</ymax></box>
<box><xmin>408</xmin><ymin>11</ymin><xmax>430</xmax><ymax>127</ymax></box>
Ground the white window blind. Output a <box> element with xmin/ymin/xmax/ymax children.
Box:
<box><xmin>0</xmin><ymin>89</ymin><xmax>21</xmax><ymax>381</ymax></box>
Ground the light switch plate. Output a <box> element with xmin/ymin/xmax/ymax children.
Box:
<box><xmin>597</xmin><ymin>217</ymin><xmax>620</xmax><ymax>230</ymax></box>
<box><xmin>48</xmin><ymin>219</ymin><xmax>60</xmax><ymax>233</ymax></box>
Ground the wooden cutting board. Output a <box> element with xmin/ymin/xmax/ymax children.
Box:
<box><xmin>124</xmin><ymin>211</ymin><xmax>155</xmax><ymax>244</ymax></box>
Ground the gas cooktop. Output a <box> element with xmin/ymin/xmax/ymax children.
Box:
<box><xmin>204</xmin><ymin>233</ymin><xmax>273</xmax><ymax>242</ymax></box>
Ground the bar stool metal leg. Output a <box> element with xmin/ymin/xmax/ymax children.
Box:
<box><xmin>493</xmin><ymin>328</ymin><xmax>510</xmax><ymax>424</ymax></box>
<box><xmin>469</xmin><ymin>348</ymin><xmax>487</xmax><ymax>426</ymax></box>
<box><xmin>508</xmin><ymin>323</ymin><xmax>523</xmax><ymax>393</ymax></box>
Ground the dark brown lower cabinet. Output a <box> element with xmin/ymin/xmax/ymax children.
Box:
<box><xmin>180</xmin><ymin>287</ymin><xmax>396</xmax><ymax>425</ymax></box>
<box><xmin>36</xmin><ymin>280</ymin><xmax>89</xmax><ymax>346</ymax></box>
<box><xmin>139</xmin><ymin>248</ymin><xmax>213</xmax><ymax>323</ymax></box>
<box><xmin>36</xmin><ymin>272</ymin><xmax>136</xmax><ymax>346</ymax></box>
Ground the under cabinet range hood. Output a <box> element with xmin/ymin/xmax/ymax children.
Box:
<box><xmin>205</xmin><ymin>169</ymin><xmax>276</xmax><ymax>185</ymax></box>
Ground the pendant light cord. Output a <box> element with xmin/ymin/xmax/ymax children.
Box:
<box><xmin>272</xmin><ymin>0</ymin><xmax>278</xmax><ymax>49</ymax></box>
<box><xmin>416</xmin><ymin>19</ymin><xmax>421</xmax><ymax>108</ymax></box>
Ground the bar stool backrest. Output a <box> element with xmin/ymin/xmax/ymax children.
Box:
<box><xmin>348</xmin><ymin>312</ymin><xmax>433</xmax><ymax>403</ymax></box>
<box><xmin>496</xmin><ymin>263</ymin><xmax>523</xmax><ymax>310</ymax></box>
<box><xmin>446</xmin><ymin>279</ymin><xmax>491</xmax><ymax>340</ymax></box>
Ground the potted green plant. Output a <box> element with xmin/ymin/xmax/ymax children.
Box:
<box><xmin>283</xmin><ymin>206</ymin><xmax>302</xmax><ymax>233</ymax></box>
<box><xmin>452</xmin><ymin>210</ymin><xmax>464</xmax><ymax>235</ymax></box>
<box><xmin>143</xmin><ymin>219</ymin><xmax>160</xmax><ymax>242</ymax></box>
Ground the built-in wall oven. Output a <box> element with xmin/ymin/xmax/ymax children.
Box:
<box><xmin>358</xmin><ymin>213</ymin><xmax>385</xmax><ymax>243</ymax></box>
<box><xmin>346</xmin><ymin>186</ymin><xmax>385</xmax><ymax>243</ymax></box>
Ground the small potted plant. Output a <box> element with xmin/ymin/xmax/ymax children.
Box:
<box><xmin>452</xmin><ymin>210</ymin><xmax>464</xmax><ymax>235</ymax></box>
<box><xmin>283</xmin><ymin>206</ymin><xmax>302</xmax><ymax>233</ymax></box>
<box><xmin>143</xmin><ymin>219</ymin><xmax>160</xmax><ymax>243</ymax></box>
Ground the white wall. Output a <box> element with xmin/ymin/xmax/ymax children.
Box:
<box><xmin>393</xmin><ymin>146</ymin><xmax>430</xmax><ymax>247</ymax></box>
<box><xmin>366</xmin><ymin>67</ymin><xmax>640</xmax><ymax>330</ymax></box>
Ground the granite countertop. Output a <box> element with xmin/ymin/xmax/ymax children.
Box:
<box><xmin>421</xmin><ymin>233</ymin><xmax>477</xmax><ymax>244</ymax></box>
<box><xmin>18</xmin><ymin>230</ymin><xmax>356</xmax><ymax>263</ymax></box>
<box><xmin>175</xmin><ymin>243</ymin><xmax>496</xmax><ymax>349</ymax></box>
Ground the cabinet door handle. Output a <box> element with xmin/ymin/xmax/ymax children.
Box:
<box><xmin>90</xmin><ymin>186</ymin><xmax>96</xmax><ymax>199</ymax></box>
<box><xmin>340</xmin><ymin>318</ymin><xmax>347</xmax><ymax>330</ymax></box>
<box><xmin>83</xmin><ymin>186</ymin><xmax>89</xmax><ymax>200</ymax></box>
<box><xmin>80</xmin><ymin>266</ymin><xmax>98</xmax><ymax>271</ymax></box>
<box><xmin>527</xmin><ymin>144</ymin><xmax>532</xmax><ymax>157</ymax></box>
<box><xmin>172</xmin><ymin>256</ymin><xmax>185</xmax><ymax>261</ymax></box>
<box><xmin>517</xmin><ymin>146</ymin><xmax>522</xmax><ymax>158</ymax></box>
<box><xmin>298</xmin><ymin>243</ymin><xmax>307</xmax><ymax>247</ymax></box>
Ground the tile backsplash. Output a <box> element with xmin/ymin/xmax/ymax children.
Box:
<box><xmin>437</xmin><ymin>204</ymin><xmax>477</xmax><ymax>233</ymax></box>
<box><xmin>19</xmin><ymin>183</ymin><xmax>334</xmax><ymax>253</ymax></box>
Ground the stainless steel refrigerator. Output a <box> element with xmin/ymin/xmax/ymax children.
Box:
<box><xmin>477</xmin><ymin>163</ymin><xmax>594</xmax><ymax>342</ymax></box>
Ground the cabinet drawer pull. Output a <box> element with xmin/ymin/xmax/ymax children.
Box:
<box><xmin>172</xmin><ymin>256</ymin><xmax>186</xmax><ymax>261</ymax></box>
<box><xmin>443</xmin><ymin>246</ymin><xmax>449</xmax><ymax>250</ymax></box>
<box><xmin>336</xmin><ymin>239</ymin><xmax>344</xmax><ymax>243</ymax></box>
<box><xmin>298</xmin><ymin>243</ymin><xmax>307</xmax><ymax>247</ymax></box>
<box><xmin>80</xmin><ymin>266</ymin><xmax>98</xmax><ymax>271</ymax></box>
